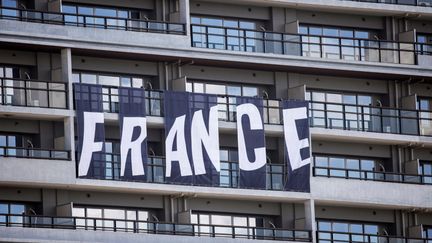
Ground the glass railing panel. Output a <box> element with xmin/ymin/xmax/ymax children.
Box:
<box><xmin>0</xmin><ymin>214</ymin><xmax>311</xmax><ymax>241</ymax></box>
<box><xmin>0</xmin><ymin>7</ymin><xmax>185</xmax><ymax>34</ymax></box>
<box><xmin>420</xmin><ymin>111</ymin><xmax>432</xmax><ymax>136</ymax></box>
<box><xmin>0</xmin><ymin>78</ymin><xmax>67</xmax><ymax>108</ymax></box>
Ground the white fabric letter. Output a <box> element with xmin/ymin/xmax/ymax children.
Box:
<box><xmin>120</xmin><ymin>117</ymin><xmax>147</xmax><ymax>176</ymax></box>
<box><xmin>283</xmin><ymin>107</ymin><xmax>311</xmax><ymax>171</ymax></box>
<box><xmin>78</xmin><ymin>112</ymin><xmax>104</xmax><ymax>177</ymax></box>
<box><xmin>191</xmin><ymin>106</ymin><xmax>220</xmax><ymax>175</ymax></box>
<box><xmin>165</xmin><ymin>115</ymin><xmax>193</xmax><ymax>177</ymax></box>
<box><xmin>236</xmin><ymin>103</ymin><xmax>266</xmax><ymax>171</ymax></box>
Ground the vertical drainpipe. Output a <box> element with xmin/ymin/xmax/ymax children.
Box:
<box><xmin>164</xmin><ymin>62</ymin><xmax>169</xmax><ymax>90</ymax></box>
<box><xmin>162</xmin><ymin>0</ymin><xmax>166</xmax><ymax>22</ymax></box>
<box><xmin>170</xmin><ymin>196</ymin><xmax>175</xmax><ymax>222</ymax></box>
<box><xmin>183</xmin><ymin>197</ymin><xmax>187</xmax><ymax>211</ymax></box>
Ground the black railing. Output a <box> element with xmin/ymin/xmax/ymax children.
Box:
<box><xmin>0</xmin><ymin>78</ymin><xmax>68</xmax><ymax>109</ymax></box>
<box><xmin>0</xmin><ymin>7</ymin><xmax>186</xmax><ymax>35</ymax></box>
<box><xmin>309</xmin><ymin>101</ymin><xmax>432</xmax><ymax>137</ymax></box>
<box><xmin>191</xmin><ymin>24</ymin><xmax>432</xmax><ymax>65</ymax></box>
<box><xmin>75</xmin><ymin>153</ymin><xmax>286</xmax><ymax>191</ymax></box>
<box><xmin>101</xmin><ymin>86</ymin><xmax>163</xmax><ymax>116</ymax></box>
<box><xmin>216</xmin><ymin>95</ymin><xmax>283</xmax><ymax>125</ymax></box>
<box><xmin>317</xmin><ymin>230</ymin><xmax>431</xmax><ymax>243</ymax></box>
<box><xmin>0</xmin><ymin>146</ymin><xmax>70</xmax><ymax>160</ymax></box>
<box><xmin>344</xmin><ymin>0</ymin><xmax>432</xmax><ymax>7</ymax></box>
<box><xmin>313</xmin><ymin>166</ymin><xmax>432</xmax><ymax>185</ymax></box>
<box><xmin>93</xmin><ymin>88</ymin><xmax>432</xmax><ymax>137</ymax></box>
<box><xmin>0</xmin><ymin>213</ymin><xmax>312</xmax><ymax>241</ymax></box>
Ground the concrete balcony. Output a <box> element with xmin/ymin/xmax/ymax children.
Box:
<box><xmin>310</xmin><ymin>176</ymin><xmax>432</xmax><ymax>209</ymax></box>
<box><xmin>0</xmin><ymin>14</ymin><xmax>432</xmax><ymax>79</ymax></box>
<box><xmin>0</xmin><ymin>216</ymin><xmax>311</xmax><ymax>243</ymax></box>
<box><xmin>1</xmin><ymin>156</ymin><xmax>432</xmax><ymax>208</ymax></box>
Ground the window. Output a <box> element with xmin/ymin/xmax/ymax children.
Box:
<box><xmin>219</xmin><ymin>148</ymin><xmax>239</xmax><ymax>188</ymax></box>
<box><xmin>313</xmin><ymin>155</ymin><xmax>384</xmax><ymax>180</ymax></box>
<box><xmin>0</xmin><ymin>66</ymin><xmax>21</xmax><ymax>105</ymax></box>
<box><xmin>418</xmin><ymin>98</ymin><xmax>432</xmax><ymax>136</ymax></box>
<box><xmin>420</xmin><ymin>161</ymin><xmax>432</xmax><ymax>184</ymax></box>
<box><xmin>317</xmin><ymin>220</ymin><xmax>385</xmax><ymax>243</ymax></box>
<box><xmin>1</xmin><ymin>0</ymin><xmax>18</xmax><ymax>17</ymax></box>
<box><xmin>187</xmin><ymin>80</ymin><xmax>262</xmax><ymax>122</ymax></box>
<box><xmin>73</xmin><ymin>72</ymin><xmax>154</xmax><ymax>113</ymax></box>
<box><xmin>417</xmin><ymin>34</ymin><xmax>432</xmax><ymax>55</ymax></box>
<box><xmin>191</xmin><ymin>212</ymin><xmax>267</xmax><ymax>237</ymax></box>
<box><xmin>0</xmin><ymin>202</ymin><xmax>29</xmax><ymax>224</ymax></box>
<box><xmin>424</xmin><ymin>226</ymin><xmax>432</xmax><ymax>239</ymax></box>
<box><xmin>62</xmin><ymin>4</ymin><xmax>145</xmax><ymax>29</ymax></box>
<box><xmin>306</xmin><ymin>90</ymin><xmax>374</xmax><ymax>130</ymax></box>
<box><xmin>191</xmin><ymin>16</ymin><xmax>261</xmax><ymax>51</ymax></box>
<box><xmin>186</xmin><ymin>81</ymin><xmax>259</xmax><ymax>97</ymax></box>
<box><xmin>299</xmin><ymin>25</ymin><xmax>375</xmax><ymax>61</ymax></box>
<box><xmin>72</xmin><ymin>206</ymin><xmax>150</xmax><ymax>232</ymax></box>
<box><xmin>0</xmin><ymin>134</ymin><xmax>20</xmax><ymax>157</ymax></box>
<box><xmin>104</xmin><ymin>141</ymin><xmax>120</xmax><ymax>180</ymax></box>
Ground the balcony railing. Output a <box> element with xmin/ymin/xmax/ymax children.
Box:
<box><xmin>344</xmin><ymin>0</ymin><xmax>432</xmax><ymax>7</ymax></box>
<box><xmin>94</xmin><ymin>88</ymin><xmax>432</xmax><ymax>137</ymax></box>
<box><xmin>76</xmin><ymin>153</ymin><xmax>286</xmax><ymax>191</ymax></box>
<box><xmin>317</xmin><ymin>230</ymin><xmax>431</xmax><ymax>243</ymax></box>
<box><xmin>99</xmin><ymin>89</ymin><xmax>282</xmax><ymax>124</ymax></box>
<box><xmin>0</xmin><ymin>7</ymin><xmax>186</xmax><ymax>35</ymax></box>
<box><xmin>313</xmin><ymin>166</ymin><xmax>432</xmax><ymax>185</ymax></box>
<box><xmin>101</xmin><ymin>86</ymin><xmax>163</xmax><ymax>116</ymax></box>
<box><xmin>0</xmin><ymin>78</ymin><xmax>68</xmax><ymax>109</ymax></box>
<box><xmin>309</xmin><ymin>101</ymin><xmax>432</xmax><ymax>136</ymax></box>
<box><xmin>0</xmin><ymin>213</ymin><xmax>312</xmax><ymax>242</ymax></box>
<box><xmin>191</xmin><ymin>24</ymin><xmax>432</xmax><ymax>65</ymax></box>
<box><xmin>0</xmin><ymin>146</ymin><xmax>70</xmax><ymax>160</ymax></box>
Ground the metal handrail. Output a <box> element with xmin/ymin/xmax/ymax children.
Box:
<box><xmin>0</xmin><ymin>77</ymin><xmax>68</xmax><ymax>109</ymax></box>
<box><xmin>78</xmin><ymin>86</ymin><xmax>432</xmax><ymax>137</ymax></box>
<box><xmin>191</xmin><ymin>24</ymin><xmax>432</xmax><ymax>64</ymax></box>
<box><xmin>309</xmin><ymin>101</ymin><xmax>432</xmax><ymax>136</ymax></box>
<box><xmin>317</xmin><ymin>230</ymin><xmax>431</xmax><ymax>242</ymax></box>
<box><xmin>343</xmin><ymin>0</ymin><xmax>432</xmax><ymax>7</ymax></box>
<box><xmin>0</xmin><ymin>213</ymin><xmax>312</xmax><ymax>241</ymax></box>
<box><xmin>313</xmin><ymin>166</ymin><xmax>432</xmax><ymax>185</ymax></box>
<box><xmin>0</xmin><ymin>6</ymin><xmax>186</xmax><ymax>35</ymax></box>
<box><xmin>75</xmin><ymin>152</ymin><xmax>287</xmax><ymax>191</ymax></box>
<box><xmin>0</xmin><ymin>146</ymin><xmax>71</xmax><ymax>160</ymax></box>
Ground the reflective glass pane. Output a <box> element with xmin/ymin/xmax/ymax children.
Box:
<box><xmin>242</xmin><ymin>87</ymin><xmax>258</xmax><ymax>97</ymax></box>
<box><xmin>81</xmin><ymin>74</ymin><xmax>97</xmax><ymax>84</ymax></box>
<box><xmin>318</xmin><ymin>221</ymin><xmax>331</xmax><ymax>231</ymax></box>
<box><xmin>364</xmin><ymin>225</ymin><xmax>378</xmax><ymax>235</ymax></box>
<box><xmin>10</xmin><ymin>204</ymin><xmax>24</xmax><ymax>214</ymax></box>
<box><xmin>206</xmin><ymin>84</ymin><xmax>225</xmax><ymax>95</ymax></box>
<box><xmin>333</xmin><ymin>222</ymin><xmax>349</xmax><ymax>232</ymax></box>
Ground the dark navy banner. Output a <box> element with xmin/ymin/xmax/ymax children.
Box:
<box><xmin>118</xmin><ymin>87</ymin><xmax>148</xmax><ymax>181</ymax></box>
<box><xmin>236</xmin><ymin>97</ymin><xmax>267</xmax><ymax>189</ymax></box>
<box><xmin>282</xmin><ymin>100</ymin><xmax>311</xmax><ymax>192</ymax></box>
<box><xmin>74</xmin><ymin>83</ymin><xmax>106</xmax><ymax>179</ymax></box>
<box><xmin>164</xmin><ymin>91</ymin><xmax>220</xmax><ymax>186</ymax></box>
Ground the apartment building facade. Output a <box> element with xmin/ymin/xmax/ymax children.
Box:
<box><xmin>0</xmin><ymin>0</ymin><xmax>432</xmax><ymax>242</ymax></box>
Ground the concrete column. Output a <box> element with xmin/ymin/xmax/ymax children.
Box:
<box><xmin>61</xmin><ymin>48</ymin><xmax>73</xmax><ymax>108</ymax></box>
<box><xmin>271</xmin><ymin>7</ymin><xmax>285</xmax><ymax>32</ymax></box>
<box><xmin>304</xmin><ymin>199</ymin><xmax>316</xmax><ymax>243</ymax></box>
<box><xmin>280</xmin><ymin>203</ymin><xmax>295</xmax><ymax>228</ymax></box>
<box><xmin>274</xmin><ymin>72</ymin><xmax>289</xmax><ymax>99</ymax></box>
<box><xmin>42</xmin><ymin>189</ymin><xmax>56</xmax><ymax>216</ymax></box>
<box><xmin>179</xmin><ymin>0</ymin><xmax>190</xmax><ymax>36</ymax></box>
<box><xmin>36</xmin><ymin>52</ymin><xmax>51</xmax><ymax>80</ymax></box>
<box><xmin>61</xmin><ymin>48</ymin><xmax>75</xmax><ymax>162</ymax></box>
<box><xmin>64</xmin><ymin>116</ymin><xmax>75</xmax><ymax>161</ymax></box>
